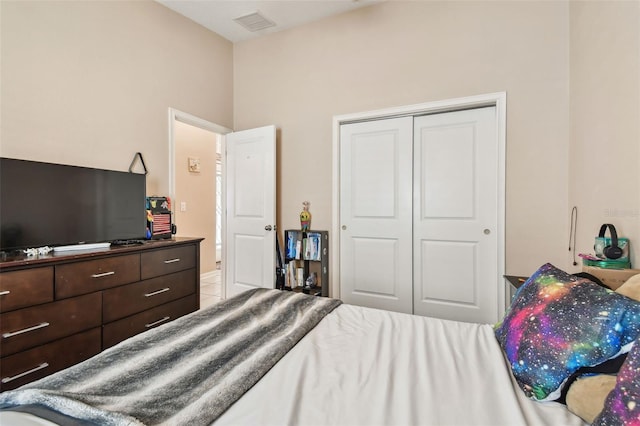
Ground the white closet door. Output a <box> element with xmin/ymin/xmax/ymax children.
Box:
<box><xmin>339</xmin><ymin>117</ymin><xmax>413</xmax><ymax>314</ymax></box>
<box><xmin>413</xmin><ymin>107</ymin><xmax>498</xmax><ymax>323</ymax></box>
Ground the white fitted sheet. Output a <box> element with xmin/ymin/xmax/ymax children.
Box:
<box><xmin>216</xmin><ymin>303</ymin><xmax>586</xmax><ymax>426</ymax></box>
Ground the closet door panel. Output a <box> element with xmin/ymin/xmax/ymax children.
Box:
<box><xmin>413</xmin><ymin>107</ymin><xmax>499</xmax><ymax>323</ymax></box>
<box><xmin>418</xmin><ymin>240</ymin><xmax>477</xmax><ymax>305</ymax></box>
<box><xmin>421</xmin><ymin>124</ymin><xmax>475</xmax><ymax>218</ymax></box>
<box><xmin>339</xmin><ymin>117</ymin><xmax>413</xmax><ymax>314</ymax></box>
<box><xmin>351</xmin><ymin>135</ymin><xmax>397</xmax><ymax>217</ymax></box>
<box><xmin>351</xmin><ymin>237</ymin><xmax>400</xmax><ymax>297</ymax></box>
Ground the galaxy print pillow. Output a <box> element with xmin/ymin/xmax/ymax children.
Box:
<box><xmin>594</xmin><ymin>338</ymin><xmax>640</xmax><ymax>425</ymax></box>
<box><xmin>494</xmin><ymin>263</ymin><xmax>640</xmax><ymax>402</ymax></box>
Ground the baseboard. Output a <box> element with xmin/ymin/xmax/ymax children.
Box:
<box><xmin>201</xmin><ymin>270</ymin><xmax>219</xmax><ymax>282</ymax></box>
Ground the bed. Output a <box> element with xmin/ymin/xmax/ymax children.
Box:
<box><xmin>2</xmin><ymin>263</ymin><xmax>640</xmax><ymax>426</ymax></box>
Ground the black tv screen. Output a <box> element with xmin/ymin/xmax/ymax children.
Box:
<box><xmin>0</xmin><ymin>158</ymin><xmax>147</xmax><ymax>252</ymax></box>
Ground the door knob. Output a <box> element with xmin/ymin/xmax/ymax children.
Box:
<box><xmin>483</xmin><ymin>229</ymin><xmax>491</xmax><ymax>235</ymax></box>
<box><xmin>265</xmin><ymin>225</ymin><xmax>273</xmax><ymax>231</ymax></box>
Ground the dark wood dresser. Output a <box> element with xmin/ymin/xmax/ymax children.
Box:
<box><xmin>0</xmin><ymin>237</ymin><xmax>203</xmax><ymax>391</ymax></box>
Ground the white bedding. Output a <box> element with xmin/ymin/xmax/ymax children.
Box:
<box><xmin>217</xmin><ymin>303</ymin><xmax>586</xmax><ymax>426</ymax></box>
<box><xmin>1</xmin><ymin>303</ymin><xmax>586</xmax><ymax>426</ymax></box>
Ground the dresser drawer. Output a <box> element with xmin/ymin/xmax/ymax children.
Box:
<box><xmin>103</xmin><ymin>294</ymin><xmax>198</xmax><ymax>349</ymax></box>
<box><xmin>0</xmin><ymin>267</ymin><xmax>54</xmax><ymax>312</ymax></box>
<box><xmin>141</xmin><ymin>245</ymin><xmax>196</xmax><ymax>280</ymax></box>
<box><xmin>103</xmin><ymin>269</ymin><xmax>197</xmax><ymax>322</ymax></box>
<box><xmin>56</xmin><ymin>254</ymin><xmax>140</xmax><ymax>298</ymax></box>
<box><xmin>0</xmin><ymin>292</ymin><xmax>102</xmax><ymax>357</ymax></box>
<box><xmin>0</xmin><ymin>328</ymin><xmax>101</xmax><ymax>391</ymax></box>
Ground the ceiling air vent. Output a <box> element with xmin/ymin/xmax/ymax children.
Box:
<box><xmin>233</xmin><ymin>11</ymin><xmax>276</xmax><ymax>32</ymax></box>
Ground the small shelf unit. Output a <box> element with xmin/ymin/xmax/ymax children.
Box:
<box><xmin>283</xmin><ymin>230</ymin><xmax>329</xmax><ymax>297</ymax></box>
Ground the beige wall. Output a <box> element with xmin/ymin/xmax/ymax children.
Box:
<box><xmin>234</xmin><ymin>1</ymin><xmax>572</xmax><ymax>275</ymax></box>
<box><xmin>0</xmin><ymin>0</ymin><xmax>233</xmax><ymax>196</ymax></box>
<box><xmin>569</xmin><ymin>1</ymin><xmax>640</xmax><ymax>271</ymax></box>
<box><xmin>2</xmin><ymin>0</ymin><xmax>638</xmax><ymax>278</ymax></box>
<box><xmin>174</xmin><ymin>121</ymin><xmax>217</xmax><ymax>273</ymax></box>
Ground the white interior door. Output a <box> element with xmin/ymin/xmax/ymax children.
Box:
<box><xmin>413</xmin><ymin>107</ymin><xmax>498</xmax><ymax>323</ymax></box>
<box><xmin>225</xmin><ymin>125</ymin><xmax>276</xmax><ymax>298</ymax></box>
<box><xmin>339</xmin><ymin>117</ymin><xmax>414</xmax><ymax>314</ymax></box>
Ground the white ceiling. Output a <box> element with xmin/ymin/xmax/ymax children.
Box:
<box><xmin>155</xmin><ymin>0</ymin><xmax>383</xmax><ymax>43</ymax></box>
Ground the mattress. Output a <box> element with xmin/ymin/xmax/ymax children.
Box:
<box><xmin>220</xmin><ymin>303</ymin><xmax>585</xmax><ymax>425</ymax></box>
<box><xmin>0</xmin><ymin>302</ymin><xmax>586</xmax><ymax>426</ymax></box>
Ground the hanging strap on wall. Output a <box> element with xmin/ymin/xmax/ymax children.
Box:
<box><xmin>129</xmin><ymin>152</ymin><xmax>148</xmax><ymax>175</ymax></box>
<box><xmin>569</xmin><ymin>206</ymin><xmax>578</xmax><ymax>266</ymax></box>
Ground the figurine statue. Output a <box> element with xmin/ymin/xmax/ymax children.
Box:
<box><xmin>300</xmin><ymin>201</ymin><xmax>311</xmax><ymax>231</ymax></box>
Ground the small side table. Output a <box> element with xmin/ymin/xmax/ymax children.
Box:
<box><xmin>504</xmin><ymin>275</ymin><xmax>528</xmax><ymax>308</ymax></box>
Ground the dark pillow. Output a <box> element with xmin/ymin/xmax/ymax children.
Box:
<box><xmin>495</xmin><ymin>263</ymin><xmax>640</xmax><ymax>401</ymax></box>
<box><xmin>557</xmin><ymin>353</ymin><xmax>627</xmax><ymax>405</ymax></box>
<box><xmin>593</xmin><ymin>338</ymin><xmax>640</xmax><ymax>425</ymax></box>
<box><xmin>572</xmin><ymin>272</ymin><xmax>608</xmax><ymax>289</ymax></box>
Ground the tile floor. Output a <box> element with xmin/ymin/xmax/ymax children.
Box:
<box><xmin>200</xmin><ymin>268</ymin><xmax>222</xmax><ymax>309</ymax></box>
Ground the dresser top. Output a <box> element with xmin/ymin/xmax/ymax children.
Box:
<box><xmin>0</xmin><ymin>237</ymin><xmax>204</xmax><ymax>270</ymax></box>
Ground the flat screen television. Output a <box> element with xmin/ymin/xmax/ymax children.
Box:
<box><xmin>0</xmin><ymin>157</ymin><xmax>147</xmax><ymax>252</ymax></box>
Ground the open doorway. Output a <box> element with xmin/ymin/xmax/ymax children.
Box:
<box><xmin>168</xmin><ymin>108</ymin><xmax>232</xmax><ymax>307</ymax></box>
<box><xmin>215</xmin><ymin>141</ymin><xmax>222</xmax><ymax>269</ymax></box>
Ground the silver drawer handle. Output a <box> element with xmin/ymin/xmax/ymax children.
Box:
<box><xmin>91</xmin><ymin>271</ymin><xmax>115</xmax><ymax>278</ymax></box>
<box><xmin>1</xmin><ymin>363</ymin><xmax>49</xmax><ymax>384</ymax></box>
<box><xmin>0</xmin><ymin>290</ymin><xmax>10</xmax><ymax>296</ymax></box>
<box><xmin>144</xmin><ymin>288</ymin><xmax>170</xmax><ymax>297</ymax></box>
<box><xmin>145</xmin><ymin>316</ymin><xmax>170</xmax><ymax>328</ymax></box>
<box><xmin>2</xmin><ymin>322</ymin><xmax>50</xmax><ymax>339</ymax></box>
<box><xmin>163</xmin><ymin>258</ymin><xmax>180</xmax><ymax>264</ymax></box>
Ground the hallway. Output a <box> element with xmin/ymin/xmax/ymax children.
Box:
<box><xmin>200</xmin><ymin>269</ymin><xmax>221</xmax><ymax>309</ymax></box>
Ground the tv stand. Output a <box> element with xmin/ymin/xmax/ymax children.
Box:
<box><xmin>53</xmin><ymin>242</ymin><xmax>111</xmax><ymax>252</ymax></box>
<box><xmin>0</xmin><ymin>237</ymin><xmax>203</xmax><ymax>391</ymax></box>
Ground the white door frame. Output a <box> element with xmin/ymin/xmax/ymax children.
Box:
<box><xmin>168</xmin><ymin>108</ymin><xmax>232</xmax><ymax>298</ymax></box>
<box><xmin>332</xmin><ymin>92</ymin><xmax>507</xmax><ymax>317</ymax></box>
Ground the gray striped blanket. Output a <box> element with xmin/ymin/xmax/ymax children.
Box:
<box><xmin>0</xmin><ymin>288</ymin><xmax>342</xmax><ymax>425</ymax></box>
